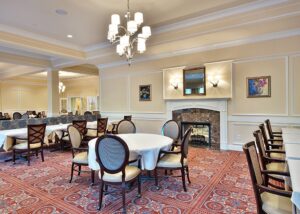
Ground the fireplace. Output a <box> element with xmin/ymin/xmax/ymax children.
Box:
<box><xmin>181</xmin><ymin>121</ymin><xmax>211</xmax><ymax>147</ymax></box>
<box><xmin>166</xmin><ymin>99</ymin><xmax>228</xmax><ymax>150</ymax></box>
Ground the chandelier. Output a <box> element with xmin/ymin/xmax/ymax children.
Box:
<box><xmin>59</xmin><ymin>82</ymin><xmax>66</xmax><ymax>93</ymax></box>
<box><xmin>107</xmin><ymin>0</ymin><xmax>151</xmax><ymax>65</ymax></box>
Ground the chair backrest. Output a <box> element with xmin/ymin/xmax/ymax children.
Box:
<box><xmin>253</xmin><ymin>130</ymin><xmax>268</xmax><ymax>170</ymax></box>
<box><xmin>41</xmin><ymin>111</ymin><xmax>46</xmax><ymax>117</ymax></box>
<box><xmin>4</xmin><ymin>113</ymin><xmax>9</xmax><ymax>118</ymax></box>
<box><xmin>243</xmin><ymin>141</ymin><xmax>264</xmax><ymax>212</ymax></box>
<box><xmin>258</xmin><ymin>124</ymin><xmax>271</xmax><ymax>150</ymax></box>
<box><xmin>13</xmin><ymin>112</ymin><xmax>22</xmax><ymax>120</ymax></box>
<box><xmin>95</xmin><ymin>135</ymin><xmax>129</xmax><ymax>177</ymax></box>
<box><xmin>93</xmin><ymin>111</ymin><xmax>100</xmax><ymax>116</ymax></box>
<box><xmin>123</xmin><ymin>115</ymin><xmax>132</xmax><ymax>121</ymax></box>
<box><xmin>265</xmin><ymin>119</ymin><xmax>275</xmax><ymax>139</ymax></box>
<box><xmin>27</xmin><ymin>123</ymin><xmax>47</xmax><ymax>145</ymax></box>
<box><xmin>116</xmin><ymin>119</ymin><xmax>136</xmax><ymax>134</ymax></box>
<box><xmin>67</xmin><ymin>125</ymin><xmax>82</xmax><ymax>149</ymax></box>
<box><xmin>84</xmin><ymin>111</ymin><xmax>92</xmax><ymax>116</ymax></box>
<box><xmin>97</xmin><ymin>118</ymin><xmax>108</xmax><ymax>133</ymax></box>
<box><xmin>73</xmin><ymin>120</ymin><xmax>87</xmax><ymax>135</ymax></box>
<box><xmin>180</xmin><ymin>127</ymin><xmax>193</xmax><ymax>158</ymax></box>
<box><xmin>0</xmin><ymin>112</ymin><xmax>2</xmax><ymax>117</ymax></box>
<box><xmin>161</xmin><ymin>120</ymin><xmax>180</xmax><ymax>141</ymax></box>
<box><xmin>21</xmin><ymin>113</ymin><xmax>29</xmax><ymax>119</ymax></box>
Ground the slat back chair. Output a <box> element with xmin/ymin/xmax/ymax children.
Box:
<box><xmin>243</xmin><ymin>141</ymin><xmax>292</xmax><ymax>214</ymax></box>
<box><xmin>73</xmin><ymin>120</ymin><xmax>87</xmax><ymax>135</ymax></box>
<box><xmin>95</xmin><ymin>135</ymin><xmax>141</xmax><ymax>212</ymax></box>
<box><xmin>265</xmin><ymin>119</ymin><xmax>282</xmax><ymax>140</ymax></box>
<box><xmin>116</xmin><ymin>119</ymin><xmax>136</xmax><ymax>134</ymax></box>
<box><xmin>259</xmin><ymin>124</ymin><xmax>283</xmax><ymax>149</ymax></box>
<box><xmin>253</xmin><ymin>130</ymin><xmax>287</xmax><ymax>189</ymax></box>
<box><xmin>13</xmin><ymin>123</ymin><xmax>46</xmax><ymax>166</ymax></box>
<box><xmin>97</xmin><ymin>118</ymin><xmax>108</xmax><ymax>134</ymax></box>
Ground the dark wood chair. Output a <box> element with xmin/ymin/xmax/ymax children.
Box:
<box><xmin>12</xmin><ymin>123</ymin><xmax>46</xmax><ymax>166</ymax></box>
<box><xmin>243</xmin><ymin>141</ymin><xmax>292</xmax><ymax>214</ymax></box>
<box><xmin>68</xmin><ymin>125</ymin><xmax>94</xmax><ymax>184</ymax></box>
<box><xmin>61</xmin><ymin>120</ymin><xmax>87</xmax><ymax>148</ymax></box>
<box><xmin>161</xmin><ymin>120</ymin><xmax>181</xmax><ymax>150</ymax></box>
<box><xmin>154</xmin><ymin>127</ymin><xmax>192</xmax><ymax>192</ymax></box>
<box><xmin>92</xmin><ymin>111</ymin><xmax>100</xmax><ymax>116</ymax></box>
<box><xmin>13</xmin><ymin>112</ymin><xmax>22</xmax><ymax>120</ymax></box>
<box><xmin>265</xmin><ymin>119</ymin><xmax>282</xmax><ymax>140</ymax></box>
<box><xmin>95</xmin><ymin>135</ymin><xmax>141</xmax><ymax>212</ymax></box>
<box><xmin>253</xmin><ymin>130</ymin><xmax>288</xmax><ymax>189</ymax></box>
<box><xmin>259</xmin><ymin>124</ymin><xmax>284</xmax><ymax>155</ymax></box>
<box><xmin>116</xmin><ymin>119</ymin><xmax>136</xmax><ymax>134</ymax></box>
<box><xmin>124</xmin><ymin>115</ymin><xmax>132</xmax><ymax>121</ymax></box>
<box><xmin>85</xmin><ymin>118</ymin><xmax>108</xmax><ymax>140</ymax></box>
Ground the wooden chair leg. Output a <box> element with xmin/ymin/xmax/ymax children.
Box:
<box><xmin>181</xmin><ymin>167</ymin><xmax>187</xmax><ymax>192</ymax></box>
<box><xmin>154</xmin><ymin>168</ymin><xmax>159</xmax><ymax>189</ymax></box>
<box><xmin>41</xmin><ymin>149</ymin><xmax>44</xmax><ymax>162</ymax></box>
<box><xmin>35</xmin><ymin>150</ymin><xmax>38</xmax><ymax>157</ymax></box>
<box><xmin>186</xmin><ymin>166</ymin><xmax>191</xmax><ymax>183</ymax></box>
<box><xmin>91</xmin><ymin>170</ymin><xmax>95</xmax><ymax>185</ymax></box>
<box><xmin>98</xmin><ymin>181</ymin><xmax>104</xmax><ymax>210</ymax></box>
<box><xmin>78</xmin><ymin>165</ymin><xmax>81</xmax><ymax>176</ymax></box>
<box><xmin>137</xmin><ymin>175</ymin><xmax>141</xmax><ymax>197</ymax></box>
<box><xmin>27</xmin><ymin>150</ymin><xmax>30</xmax><ymax>166</ymax></box>
<box><xmin>13</xmin><ymin>150</ymin><xmax>16</xmax><ymax>164</ymax></box>
<box><xmin>69</xmin><ymin>163</ymin><xmax>74</xmax><ymax>183</ymax></box>
<box><xmin>122</xmin><ymin>182</ymin><xmax>126</xmax><ymax>213</ymax></box>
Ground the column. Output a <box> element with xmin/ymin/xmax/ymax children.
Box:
<box><xmin>47</xmin><ymin>70</ymin><xmax>59</xmax><ymax>117</ymax></box>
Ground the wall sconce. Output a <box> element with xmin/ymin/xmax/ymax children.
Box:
<box><xmin>171</xmin><ymin>82</ymin><xmax>178</xmax><ymax>89</ymax></box>
<box><xmin>210</xmin><ymin>80</ymin><xmax>219</xmax><ymax>87</ymax></box>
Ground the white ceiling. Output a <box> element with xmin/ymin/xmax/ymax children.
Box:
<box><xmin>0</xmin><ymin>0</ymin><xmax>253</xmax><ymax>47</ymax></box>
<box><xmin>0</xmin><ymin>0</ymin><xmax>299</xmax><ymax>79</ymax></box>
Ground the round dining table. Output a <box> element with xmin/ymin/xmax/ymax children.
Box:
<box><xmin>88</xmin><ymin>133</ymin><xmax>173</xmax><ymax>170</ymax></box>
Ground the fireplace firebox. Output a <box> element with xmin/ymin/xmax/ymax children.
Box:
<box><xmin>181</xmin><ymin>121</ymin><xmax>211</xmax><ymax>147</ymax></box>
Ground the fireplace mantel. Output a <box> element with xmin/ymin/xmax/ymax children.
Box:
<box><xmin>166</xmin><ymin>99</ymin><xmax>228</xmax><ymax>150</ymax></box>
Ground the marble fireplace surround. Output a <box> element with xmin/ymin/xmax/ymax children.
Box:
<box><xmin>166</xmin><ymin>99</ymin><xmax>228</xmax><ymax>150</ymax></box>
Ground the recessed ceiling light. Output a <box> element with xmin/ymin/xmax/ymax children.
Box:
<box><xmin>67</xmin><ymin>34</ymin><xmax>73</xmax><ymax>38</ymax></box>
<box><xmin>55</xmin><ymin>9</ymin><xmax>68</xmax><ymax>16</ymax></box>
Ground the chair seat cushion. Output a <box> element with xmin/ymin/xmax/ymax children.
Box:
<box><xmin>266</xmin><ymin>162</ymin><xmax>288</xmax><ymax>180</ymax></box>
<box><xmin>62</xmin><ymin>135</ymin><xmax>69</xmax><ymax>141</ymax></box>
<box><xmin>85</xmin><ymin>129</ymin><xmax>104</xmax><ymax>137</ymax></box>
<box><xmin>72</xmin><ymin>152</ymin><xmax>88</xmax><ymax>164</ymax></box>
<box><xmin>157</xmin><ymin>153</ymin><xmax>187</xmax><ymax>168</ymax></box>
<box><xmin>100</xmin><ymin>166</ymin><xmax>141</xmax><ymax>182</ymax></box>
<box><xmin>13</xmin><ymin>142</ymin><xmax>41</xmax><ymax>150</ymax></box>
<box><xmin>270</xmin><ymin>152</ymin><xmax>285</xmax><ymax>159</ymax></box>
<box><xmin>261</xmin><ymin>192</ymin><xmax>292</xmax><ymax>214</ymax></box>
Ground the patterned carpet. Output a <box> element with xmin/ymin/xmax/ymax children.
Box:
<box><xmin>0</xmin><ymin>147</ymin><xmax>256</xmax><ymax>214</ymax></box>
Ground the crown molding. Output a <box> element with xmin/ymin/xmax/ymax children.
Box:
<box><xmin>98</xmin><ymin>28</ymin><xmax>300</xmax><ymax>69</ymax></box>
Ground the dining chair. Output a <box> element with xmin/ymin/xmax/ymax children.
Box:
<box><xmin>154</xmin><ymin>127</ymin><xmax>192</xmax><ymax>192</ymax></box>
<box><xmin>161</xmin><ymin>120</ymin><xmax>180</xmax><ymax>150</ymax></box>
<box><xmin>13</xmin><ymin>112</ymin><xmax>22</xmax><ymax>120</ymax></box>
<box><xmin>21</xmin><ymin>113</ymin><xmax>29</xmax><ymax>119</ymax></box>
<box><xmin>95</xmin><ymin>135</ymin><xmax>141</xmax><ymax>212</ymax></box>
<box><xmin>92</xmin><ymin>111</ymin><xmax>101</xmax><ymax>116</ymax></box>
<box><xmin>84</xmin><ymin>111</ymin><xmax>93</xmax><ymax>117</ymax></box>
<box><xmin>85</xmin><ymin>118</ymin><xmax>108</xmax><ymax>140</ymax></box>
<box><xmin>68</xmin><ymin>125</ymin><xmax>94</xmax><ymax>183</ymax></box>
<box><xmin>259</xmin><ymin>124</ymin><xmax>284</xmax><ymax>155</ymax></box>
<box><xmin>124</xmin><ymin>115</ymin><xmax>132</xmax><ymax>121</ymax></box>
<box><xmin>116</xmin><ymin>119</ymin><xmax>136</xmax><ymax>134</ymax></box>
<box><xmin>61</xmin><ymin>120</ymin><xmax>87</xmax><ymax>148</ymax></box>
<box><xmin>253</xmin><ymin>130</ymin><xmax>288</xmax><ymax>189</ymax></box>
<box><xmin>12</xmin><ymin>123</ymin><xmax>46</xmax><ymax>166</ymax></box>
<box><xmin>243</xmin><ymin>141</ymin><xmax>292</xmax><ymax>214</ymax></box>
<box><xmin>265</xmin><ymin>119</ymin><xmax>283</xmax><ymax>140</ymax></box>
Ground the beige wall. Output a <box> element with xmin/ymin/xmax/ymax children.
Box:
<box><xmin>0</xmin><ymin>78</ymin><xmax>48</xmax><ymax>116</ymax></box>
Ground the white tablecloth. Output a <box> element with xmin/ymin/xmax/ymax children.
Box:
<box><xmin>0</xmin><ymin>121</ymin><xmax>100</xmax><ymax>151</ymax></box>
<box><xmin>283</xmin><ymin>128</ymin><xmax>300</xmax><ymax>211</ymax></box>
<box><xmin>88</xmin><ymin>133</ymin><xmax>173</xmax><ymax>171</ymax></box>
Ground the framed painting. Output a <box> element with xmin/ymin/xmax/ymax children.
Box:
<box><xmin>247</xmin><ymin>76</ymin><xmax>271</xmax><ymax>98</ymax></box>
<box><xmin>139</xmin><ymin>84</ymin><xmax>151</xmax><ymax>101</ymax></box>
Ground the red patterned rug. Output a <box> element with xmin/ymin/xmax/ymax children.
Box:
<box><xmin>0</xmin><ymin>147</ymin><xmax>256</xmax><ymax>213</ymax></box>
